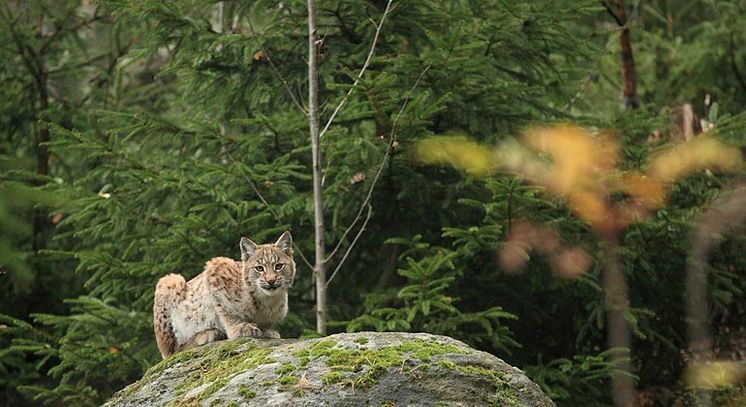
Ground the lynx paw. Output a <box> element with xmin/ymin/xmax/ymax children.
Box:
<box><xmin>194</xmin><ymin>328</ymin><xmax>225</xmax><ymax>345</ymax></box>
<box><xmin>234</xmin><ymin>322</ymin><xmax>262</xmax><ymax>338</ymax></box>
<box><xmin>262</xmin><ymin>329</ymin><xmax>281</xmax><ymax>339</ymax></box>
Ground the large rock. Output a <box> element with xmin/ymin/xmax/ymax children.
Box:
<box><xmin>105</xmin><ymin>332</ymin><xmax>554</xmax><ymax>406</ymax></box>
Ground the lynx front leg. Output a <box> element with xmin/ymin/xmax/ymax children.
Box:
<box><xmin>217</xmin><ymin>310</ymin><xmax>262</xmax><ymax>339</ymax></box>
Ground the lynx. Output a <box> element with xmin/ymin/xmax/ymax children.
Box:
<box><xmin>153</xmin><ymin>231</ymin><xmax>295</xmax><ymax>358</ymax></box>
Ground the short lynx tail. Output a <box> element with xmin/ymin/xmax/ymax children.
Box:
<box><xmin>153</xmin><ymin>274</ymin><xmax>186</xmax><ymax>359</ymax></box>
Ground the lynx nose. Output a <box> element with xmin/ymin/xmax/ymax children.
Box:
<box><xmin>265</xmin><ymin>276</ymin><xmax>277</xmax><ymax>286</ymax></box>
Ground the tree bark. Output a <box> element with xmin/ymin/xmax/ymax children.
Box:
<box><xmin>307</xmin><ymin>0</ymin><xmax>327</xmax><ymax>335</ymax></box>
<box><xmin>615</xmin><ymin>0</ymin><xmax>638</xmax><ymax>109</ymax></box>
<box><xmin>686</xmin><ymin>182</ymin><xmax>746</xmax><ymax>407</ymax></box>
<box><xmin>602</xmin><ymin>236</ymin><xmax>635</xmax><ymax>407</ymax></box>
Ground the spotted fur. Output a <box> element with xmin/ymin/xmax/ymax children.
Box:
<box><xmin>153</xmin><ymin>232</ymin><xmax>295</xmax><ymax>358</ymax></box>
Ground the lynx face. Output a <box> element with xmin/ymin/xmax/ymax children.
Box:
<box><xmin>240</xmin><ymin>232</ymin><xmax>295</xmax><ymax>295</ymax></box>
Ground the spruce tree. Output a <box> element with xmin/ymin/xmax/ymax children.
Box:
<box><xmin>2</xmin><ymin>1</ymin><xmax>745</xmax><ymax>406</ymax></box>
<box><xmin>2</xmin><ymin>1</ymin><xmax>597</xmax><ymax>404</ymax></box>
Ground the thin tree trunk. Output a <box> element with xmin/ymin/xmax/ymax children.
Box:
<box><xmin>686</xmin><ymin>182</ymin><xmax>746</xmax><ymax>407</ymax></box>
<box><xmin>686</xmin><ymin>246</ymin><xmax>713</xmax><ymax>407</ymax></box>
<box><xmin>615</xmin><ymin>0</ymin><xmax>638</xmax><ymax>109</ymax></box>
<box><xmin>307</xmin><ymin>0</ymin><xmax>327</xmax><ymax>335</ymax></box>
<box><xmin>602</xmin><ymin>236</ymin><xmax>635</xmax><ymax>407</ymax></box>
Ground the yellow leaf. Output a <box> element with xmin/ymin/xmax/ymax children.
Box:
<box><xmin>523</xmin><ymin>124</ymin><xmax>618</xmax><ymax>196</ymax></box>
<box><xmin>413</xmin><ymin>135</ymin><xmax>494</xmax><ymax>176</ymax></box>
<box><xmin>685</xmin><ymin>361</ymin><xmax>744</xmax><ymax>389</ymax></box>
<box><xmin>649</xmin><ymin>137</ymin><xmax>743</xmax><ymax>182</ymax></box>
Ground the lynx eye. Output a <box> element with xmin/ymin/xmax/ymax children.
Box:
<box><xmin>255</xmin><ymin>266</ymin><xmax>264</xmax><ymax>272</ymax></box>
<box><xmin>274</xmin><ymin>263</ymin><xmax>285</xmax><ymax>270</ymax></box>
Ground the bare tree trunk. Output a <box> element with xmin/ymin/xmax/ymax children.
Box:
<box><xmin>602</xmin><ymin>0</ymin><xmax>639</xmax><ymax>109</ymax></box>
<box><xmin>615</xmin><ymin>0</ymin><xmax>638</xmax><ymax>109</ymax></box>
<box><xmin>686</xmin><ymin>245</ymin><xmax>714</xmax><ymax>407</ymax></box>
<box><xmin>686</xmin><ymin>182</ymin><xmax>746</xmax><ymax>407</ymax></box>
<box><xmin>307</xmin><ymin>0</ymin><xmax>327</xmax><ymax>335</ymax></box>
<box><xmin>602</xmin><ymin>236</ymin><xmax>635</xmax><ymax>407</ymax></box>
<box><xmin>615</xmin><ymin>0</ymin><xmax>640</xmax><ymax>109</ymax></box>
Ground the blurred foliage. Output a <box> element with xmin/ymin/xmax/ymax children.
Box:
<box><xmin>1</xmin><ymin>0</ymin><xmax>746</xmax><ymax>406</ymax></box>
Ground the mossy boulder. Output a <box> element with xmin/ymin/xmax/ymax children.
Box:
<box><xmin>104</xmin><ymin>332</ymin><xmax>554</xmax><ymax>407</ymax></box>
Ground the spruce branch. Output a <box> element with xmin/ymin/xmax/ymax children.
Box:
<box><xmin>600</xmin><ymin>1</ymin><xmax>624</xmax><ymax>26</ymax></box>
<box><xmin>729</xmin><ymin>33</ymin><xmax>746</xmax><ymax>94</ymax></box>
<box><xmin>318</xmin><ymin>0</ymin><xmax>394</xmax><ymax>140</ymax></box>
<box><xmin>0</xmin><ymin>3</ymin><xmax>40</xmax><ymax>78</ymax></box>
<box><xmin>215</xmin><ymin>133</ymin><xmax>315</xmax><ymax>271</ymax></box>
<box><xmin>39</xmin><ymin>5</ymin><xmax>102</xmax><ymax>55</ymax></box>
<box><xmin>245</xmin><ymin>14</ymin><xmax>306</xmax><ymax>113</ymax></box>
<box><xmin>325</xmin><ymin>203</ymin><xmax>371</xmax><ymax>286</ymax></box>
<box><xmin>325</xmin><ymin>63</ymin><xmax>431</xmax><ymax>286</ymax></box>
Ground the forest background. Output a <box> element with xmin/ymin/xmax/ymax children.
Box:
<box><xmin>2</xmin><ymin>0</ymin><xmax>746</xmax><ymax>406</ymax></box>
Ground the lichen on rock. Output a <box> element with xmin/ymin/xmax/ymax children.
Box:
<box><xmin>104</xmin><ymin>332</ymin><xmax>555</xmax><ymax>407</ymax></box>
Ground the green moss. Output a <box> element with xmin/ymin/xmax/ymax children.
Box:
<box><xmin>226</xmin><ymin>403</ymin><xmax>239</xmax><ymax>407</ymax></box>
<box><xmin>298</xmin><ymin>356</ymin><xmax>310</xmax><ymax>367</ymax></box>
<box><xmin>299</xmin><ymin>338</ymin><xmax>397</xmax><ymax>385</ymax></box>
<box><xmin>238</xmin><ymin>384</ymin><xmax>256</xmax><ymax>400</ymax></box>
<box><xmin>133</xmin><ymin>337</ymin><xmax>483</xmax><ymax>405</ymax></box>
<box><xmin>308</xmin><ymin>339</ymin><xmax>337</xmax><ymax>357</ymax></box>
<box><xmin>212</xmin><ymin>338</ymin><xmax>246</xmax><ymax>357</ymax></box>
<box><xmin>435</xmin><ymin>360</ymin><xmax>522</xmax><ymax>407</ymax></box>
<box><xmin>395</xmin><ymin>339</ymin><xmax>469</xmax><ymax>362</ymax></box>
<box><xmin>292</xmin><ymin>347</ymin><xmax>312</xmax><ymax>368</ymax></box>
<box><xmin>436</xmin><ymin>360</ymin><xmax>457</xmax><ymax>369</ymax></box>
<box><xmin>322</xmin><ymin>371</ymin><xmax>343</xmax><ymax>385</ymax></box>
<box><xmin>167</xmin><ymin>340</ymin><xmax>273</xmax><ymax>405</ymax></box>
<box><xmin>112</xmin><ymin>345</ymin><xmax>207</xmax><ymax>403</ymax></box>
<box><xmin>301</xmin><ymin>338</ymin><xmax>473</xmax><ymax>389</ymax></box>
<box><xmin>275</xmin><ymin>362</ymin><xmax>295</xmax><ymax>375</ymax></box>
<box><xmin>146</xmin><ymin>347</ymin><xmax>203</xmax><ymax>379</ymax></box>
<box><xmin>278</xmin><ymin>375</ymin><xmax>298</xmax><ymax>385</ymax></box>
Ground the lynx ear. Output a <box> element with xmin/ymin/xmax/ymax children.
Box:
<box><xmin>240</xmin><ymin>237</ymin><xmax>258</xmax><ymax>261</ymax></box>
<box><xmin>274</xmin><ymin>231</ymin><xmax>292</xmax><ymax>255</ymax></box>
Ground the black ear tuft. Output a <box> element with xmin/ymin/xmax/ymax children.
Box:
<box><xmin>240</xmin><ymin>237</ymin><xmax>258</xmax><ymax>261</ymax></box>
<box><xmin>274</xmin><ymin>231</ymin><xmax>292</xmax><ymax>255</ymax></box>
